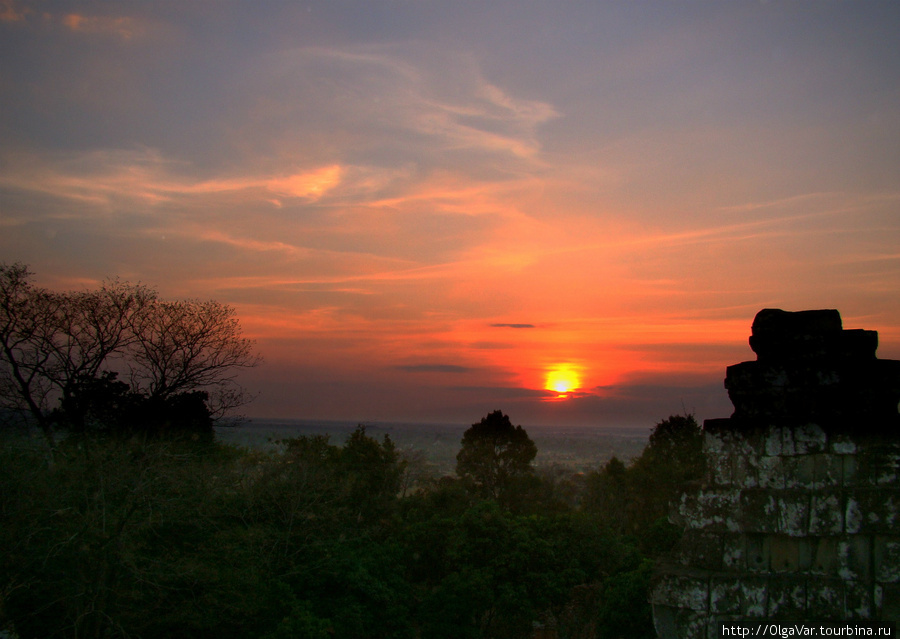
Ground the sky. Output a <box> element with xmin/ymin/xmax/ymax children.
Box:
<box><xmin>2</xmin><ymin>1</ymin><xmax>899</xmax><ymax>429</ymax></box>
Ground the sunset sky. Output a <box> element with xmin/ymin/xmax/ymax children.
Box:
<box><xmin>2</xmin><ymin>1</ymin><xmax>899</xmax><ymax>428</ymax></box>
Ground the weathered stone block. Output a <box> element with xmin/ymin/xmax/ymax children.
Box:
<box><xmin>732</xmin><ymin>453</ymin><xmax>760</xmax><ymax>489</ymax></box>
<box><xmin>671</xmin><ymin>492</ymin><xmax>692</xmax><ymax>528</ymax></box>
<box><xmin>843</xmin><ymin>454</ymin><xmax>859</xmax><ymax>487</ymax></box>
<box><xmin>810</xmin><ymin>537</ymin><xmax>838</xmax><ymax>574</ymax></box>
<box><xmin>783</xmin><ymin>455</ymin><xmax>817</xmax><ymax>489</ymax></box>
<box><xmin>676</xmin><ymin>531</ymin><xmax>724</xmax><ymax>571</ymax></box>
<box><xmin>856</xmin><ymin>488</ymin><xmax>900</xmax><ymax>534</ymax></box>
<box><xmin>739</xmin><ymin>489</ymin><xmax>779</xmax><ymax>533</ymax></box>
<box><xmin>757</xmin><ymin>455</ymin><xmax>786</xmax><ymax>489</ymax></box>
<box><xmin>748</xmin><ymin>308</ymin><xmax>844</xmax><ymax>361</ymax></box>
<box><xmin>739</xmin><ymin>576</ymin><xmax>769</xmax><ymax>617</ymax></box>
<box><xmin>680</xmin><ymin>490</ymin><xmax>741</xmax><ymax>532</ymax></box>
<box><xmin>845</xmin><ymin>493</ymin><xmax>864</xmax><ymax>534</ymax></box>
<box><xmin>788</xmin><ymin>423</ymin><xmax>827</xmax><ymax>455</ymax></box>
<box><xmin>651</xmin><ymin>574</ymin><xmax>709</xmax><ymax>612</ymax></box>
<box><xmin>845</xmin><ymin>580</ymin><xmax>874</xmax><ymax>618</ymax></box>
<box><xmin>837</xmin><ymin>536</ymin><xmax>872</xmax><ymax>582</ymax></box>
<box><xmin>765</xmin><ymin>426</ymin><xmax>788</xmax><ymax>456</ymax></box>
<box><xmin>777</xmin><ymin>493</ymin><xmax>810</xmax><ymax>536</ymax></box>
<box><xmin>706</xmin><ymin>617</ymin><xmax>740</xmax><ymax>639</ymax></box>
<box><xmin>809</xmin><ymin>491</ymin><xmax>844</xmax><ymax>535</ymax></box>
<box><xmin>812</xmin><ymin>453</ymin><xmax>844</xmax><ymax>488</ymax></box>
<box><xmin>652</xmin><ymin>606</ymin><xmax>710</xmax><ymax>639</ymax></box>
<box><xmin>703</xmin><ymin>425</ymin><xmax>747</xmax><ymax>456</ymax></box>
<box><xmin>722</xmin><ymin>534</ymin><xmax>745</xmax><ymax>570</ymax></box>
<box><xmin>706</xmin><ymin>453</ymin><xmax>732</xmax><ymax>486</ymax></box>
<box><xmin>679</xmin><ymin>612</ymin><xmax>708</xmax><ymax>639</ymax></box>
<box><xmin>703</xmin><ymin>429</ymin><xmax>730</xmax><ymax>455</ymax></box>
<box><xmin>710</xmin><ymin>578</ymin><xmax>742</xmax><ymax>614</ymax></box>
<box><xmin>767</xmin><ymin>575</ymin><xmax>807</xmax><ymax>618</ymax></box>
<box><xmin>745</xmin><ymin>534</ymin><xmax>770</xmax><ymax>572</ymax></box>
<box><xmin>726</xmin><ymin>309</ymin><xmax>900</xmax><ymax>425</ymax></box>
<box><xmin>874</xmin><ymin>537</ymin><xmax>900</xmax><ymax>583</ymax></box>
<box><xmin>879</xmin><ymin>583</ymin><xmax>900</xmax><ymax>622</ymax></box>
<box><xmin>857</xmin><ymin>447</ymin><xmax>900</xmax><ymax>487</ymax></box>
<box><xmin>652</xmin><ymin>604</ymin><xmax>677</xmax><ymax>639</ymax></box>
<box><xmin>806</xmin><ymin>577</ymin><xmax>845</xmax><ymax>618</ymax></box>
<box><xmin>651</xmin><ymin>310</ymin><xmax>900</xmax><ymax>634</ymax></box>
<box><xmin>831</xmin><ymin>436</ymin><xmax>858</xmax><ymax>455</ymax></box>
<box><xmin>770</xmin><ymin>536</ymin><xmax>811</xmax><ymax>572</ymax></box>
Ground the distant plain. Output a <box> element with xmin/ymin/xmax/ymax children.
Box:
<box><xmin>216</xmin><ymin>418</ymin><xmax>651</xmax><ymax>477</ymax></box>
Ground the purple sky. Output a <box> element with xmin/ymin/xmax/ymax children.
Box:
<box><xmin>2</xmin><ymin>1</ymin><xmax>899</xmax><ymax>428</ymax></box>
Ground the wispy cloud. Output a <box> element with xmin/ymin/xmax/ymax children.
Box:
<box><xmin>61</xmin><ymin>13</ymin><xmax>139</xmax><ymax>39</ymax></box>
<box><xmin>1</xmin><ymin>2</ymin><xmax>150</xmax><ymax>39</ymax></box>
<box><xmin>3</xmin><ymin>2</ymin><xmax>899</xmax><ymax>426</ymax></box>
<box><xmin>192</xmin><ymin>230</ymin><xmax>305</xmax><ymax>257</ymax></box>
<box><xmin>396</xmin><ymin>364</ymin><xmax>473</xmax><ymax>374</ymax></box>
<box><xmin>248</xmin><ymin>44</ymin><xmax>559</xmax><ymax>168</ymax></box>
<box><xmin>0</xmin><ymin>150</ymin><xmax>346</xmax><ymax>208</ymax></box>
<box><xmin>716</xmin><ymin>192</ymin><xmax>842</xmax><ymax>214</ymax></box>
<box><xmin>450</xmin><ymin>386</ymin><xmax>556</xmax><ymax>399</ymax></box>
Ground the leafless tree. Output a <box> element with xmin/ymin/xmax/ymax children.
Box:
<box><xmin>0</xmin><ymin>263</ymin><xmax>261</xmax><ymax>447</ymax></box>
<box><xmin>127</xmin><ymin>298</ymin><xmax>262</xmax><ymax>417</ymax></box>
<box><xmin>49</xmin><ymin>281</ymin><xmax>157</xmax><ymax>393</ymax></box>
<box><xmin>0</xmin><ymin>264</ymin><xmax>59</xmax><ymax>446</ymax></box>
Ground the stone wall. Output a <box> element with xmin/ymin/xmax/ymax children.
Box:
<box><xmin>651</xmin><ymin>309</ymin><xmax>900</xmax><ymax>638</ymax></box>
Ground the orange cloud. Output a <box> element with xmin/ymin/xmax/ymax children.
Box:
<box><xmin>194</xmin><ymin>231</ymin><xmax>304</xmax><ymax>257</ymax></box>
<box><xmin>264</xmin><ymin>165</ymin><xmax>344</xmax><ymax>200</ymax></box>
<box><xmin>0</xmin><ymin>151</ymin><xmax>346</xmax><ymax>209</ymax></box>
<box><xmin>61</xmin><ymin>13</ymin><xmax>138</xmax><ymax>39</ymax></box>
<box><xmin>0</xmin><ymin>0</ymin><xmax>27</xmax><ymax>22</ymax></box>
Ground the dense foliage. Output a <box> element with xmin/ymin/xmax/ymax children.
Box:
<box><xmin>583</xmin><ymin>414</ymin><xmax>705</xmax><ymax>541</ymax></box>
<box><xmin>0</xmin><ymin>412</ymin><xmax>703</xmax><ymax>639</ymax></box>
<box><xmin>455</xmin><ymin>410</ymin><xmax>538</xmax><ymax>503</ymax></box>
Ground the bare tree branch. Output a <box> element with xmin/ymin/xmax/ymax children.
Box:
<box><xmin>0</xmin><ymin>264</ymin><xmax>261</xmax><ymax>446</ymax></box>
<box><xmin>127</xmin><ymin>298</ymin><xmax>262</xmax><ymax>413</ymax></box>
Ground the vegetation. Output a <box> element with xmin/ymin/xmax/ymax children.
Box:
<box><xmin>583</xmin><ymin>413</ymin><xmax>704</xmax><ymax>541</ymax></box>
<box><xmin>0</xmin><ymin>263</ymin><xmax>709</xmax><ymax>638</ymax></box>
<box><xmin>0</xmin><ymin>412</ymin><xmax>704</xmax><ymax>638</ymax></box>
<box><xmin>455</xmin><ymin>410</ymin><xmax>538</xmax><ymax>503</ymax></box>
<box><xmin>0</xmin><ymin>263</ymin><xmax>260</xmax><ymax>447</ymax></box>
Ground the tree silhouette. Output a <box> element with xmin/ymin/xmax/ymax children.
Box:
<box><xmin>0</xmin><ymin>263</ymin><xmax>259</xmax><ymax>446</ymax></box>
<box><xmin>455</xmin><ymin>410</ymin><xmax>537</xmax><ymax>501</ymax></box>
<box><xmin>584</xmin><ymin>413</ymin><xmax>704</xmax><ymax>539</ymax></box>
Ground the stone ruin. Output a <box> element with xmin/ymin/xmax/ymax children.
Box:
<box><xmin>651</xmin><ymin>309</ymin><xmax>900</xmax><ymax>637</ymax></box>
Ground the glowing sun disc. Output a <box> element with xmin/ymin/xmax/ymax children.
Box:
<box><xmin>545</xmin><ymin>366</ymin><xmax>581</xmax><ymax>395</ymax></box>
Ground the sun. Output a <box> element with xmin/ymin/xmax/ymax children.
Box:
<box><xmin>545</xmin><ymin>365</ymin><xmax>582</xmax><ymax>398</ymax></box>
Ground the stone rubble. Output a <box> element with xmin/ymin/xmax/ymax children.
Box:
<box><xmin>652</xmin><ymin>309</ymin><xmax>900</xmax><ymax>638</ymax></box>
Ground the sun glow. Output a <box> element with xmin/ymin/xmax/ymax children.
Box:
<box><xmin>545</xmin><ymin>365</ymin><xmax>582</xmax><ymax>398</ymax></box>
